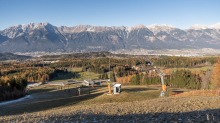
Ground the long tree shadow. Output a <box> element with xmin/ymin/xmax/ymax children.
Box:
<box><xmin>0</xmin><ymin>86</ymin><xmax>108</xmax><ymax>116</ymax></box>
<box><xmin>122</xmin><ymin>88</ymin><xmax>158</xmax><ymax>92</ymax></box>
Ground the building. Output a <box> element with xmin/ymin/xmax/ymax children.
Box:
<box><xmin>83</xmin><ymin>79</ymin><xmax>95</xmax><ymax>86</ymax></box>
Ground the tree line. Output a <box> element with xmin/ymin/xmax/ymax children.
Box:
<box><xmin>117</xmin><ymin>69</ymin><xmax>202</xmax><ymax>89</ymax></box>
<box><xmin>153</xmin><ymin>56</ymin><xmax>218</xmax><ymax>68</ymax></box>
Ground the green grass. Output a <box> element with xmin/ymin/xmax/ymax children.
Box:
<box><xmin>50</xmin><ymin>67</ymin><xmax>101</xmax><ymax>82</ymax></box>
<box><xmin>28</xmin><ymin>84</ymin><xmax>80</xmax><ymax>94</ymax></box>
<box><xmin>77</xmin><ymin>71</ymin><xmax>100</xmax><ymax>80</ymax></box>
<box><xmin>189</xmin><ymin>66</ymin><xmax>215</xmax><ymax>71</ymax></box>
<box><xmin>167</xmin><ymin>65</ymin><xmax>215</xmax><ymax>72</ymax></box>
<box><xmin>50</xmin><ymin>73</ymin><xmax>75</xmax><ymax>82</ymax></box>
<box><xmin>0</xmin><ymin>60</ymin><xmax>16</xmax><ymax>62</ymax></box>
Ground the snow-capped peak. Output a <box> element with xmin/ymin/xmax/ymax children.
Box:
<box><xmin>188</xmin><ymin>24</ymin><xmax>209</xmax><ymax>30</ymax></box>
<box><xmin>147</xmin><ymin>24</ymin><xmax>176</xmax><ymax>29</ymax></box>
<box><xmin>147</xmin><ymin>24</ymin><xmax>176</xmax><ymax>35</ymax></box>
<box><xmin>1</xmin><ymin>22</ymin><xmax>55</xmax><ymax>38</ymax></box>
<box><xmin>126</xmin><ymin>24</ymin><xmax>147</xmax><ymax>32</ymax></box>
<box><xmin>188</xmin><ymin>22</ymin><xmax>220</xmax><ymax>30</ymax></box>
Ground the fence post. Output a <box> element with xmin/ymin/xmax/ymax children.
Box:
<box><xmin>203</xmin><ymin>89</ymin><xmax>204</xmax><ymax>96</ymax></box>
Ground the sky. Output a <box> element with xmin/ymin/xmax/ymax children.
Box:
<box><xmin>0</xmin><ymin>0</ymin><xmax>220</xmax><ymax>30</ymax></box>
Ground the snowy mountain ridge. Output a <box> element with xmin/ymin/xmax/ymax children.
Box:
<box><xmin>188</xmin><ymin>22</ymin><xmax>220</xmax><ymax>30</ymax></box>
<box><xmin>147</xmin><ymin>24</ymin><xmax>177</xmax><ymax>35</ymax></box>
<box><xmin>1</xmin><ymin>22</ymin><xmax>220</xmax><ymax>53</ymax></box>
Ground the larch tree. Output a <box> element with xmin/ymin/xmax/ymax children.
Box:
<box><xmin>211</xmin><ymin>60</ymin><xmax>220</xmax><ymax>89</ymax></box>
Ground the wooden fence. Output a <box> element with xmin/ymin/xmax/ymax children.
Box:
<box><xmin>169</xmin><ymin>90</ymin><xmax>220</xmax><ymax>97</ymax></box>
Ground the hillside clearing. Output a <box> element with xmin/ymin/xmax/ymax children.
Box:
<box><xmin>166</xmin><ymin>65</ymin><xmax>215</xmax><ymax>72</ymax></box>
<box><xmin>0</xmin><ymin>96</ymin><xmax>220</xmax><ymax>122</ymax></box>
<box><xmin>1</xmin><ymin>85</ymin><xmax>219</xmax><ymax>122</ymax></box>
<box><xmin>50</xmin><ymin>68</ymin><xmax>101</xmax><ymax>82</ymax></box>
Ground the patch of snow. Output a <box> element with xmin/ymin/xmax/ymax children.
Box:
<box><xmin>126</xmin><ymin>24</ymin><xmax>147</xmax><ymax>32</ymax></box>
<box><xmin>87</xmin><ymin>28</ymin><xmax>95</xmax><ymax>32</ymax></box>
<box><xmin>188</xmin><ymin>22</ymin><xmax>220</xmax><ymax>30</ymax></box>
<box><xmin>147</xmin><ymin>24</ymin><xmax>176</xmax><ymax>35</ymax></box>
<box><xmin>0</xmin><ymin>95</ymin><xmax>31</xmax><ymax>106</ymax></box>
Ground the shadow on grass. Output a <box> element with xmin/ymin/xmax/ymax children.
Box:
<box><xmin>29</xmin><ymin>89</ymin><xmax>55</xmax><ymax>94</ymax></box>
<box><xmin>122</xmin><ymin>88</ymin><xmax>158</xmax><ymax>92</ymax></box>
<box><xmin>172</xmin><ymin>91</ymin><xmax>184</xmax><ymax>93</ymax></box>
<box><xmin>0</xmin><ymin>86</ymin><xmax>108</xmax><ymax>116</ymax></box>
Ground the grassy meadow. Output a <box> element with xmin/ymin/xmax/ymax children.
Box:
<box><xmin>50</xmin><ymin>67</ymin><xmax>101</xmax><ymax>82</ymax></box>
<box><xmin>166</xmin><ymin>65</ymin><xmax>215</xmax><ymax>72</ymax></box>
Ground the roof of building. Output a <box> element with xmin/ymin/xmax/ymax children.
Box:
<box><xmin>113</xmin><ymin>84</ymin><xmax>121</xmax><ymax>87</ymax></box>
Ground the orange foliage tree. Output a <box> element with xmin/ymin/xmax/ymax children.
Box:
<box><xmin>211</xmin><ymin>60</ymin><xmax>220</xmax><ymax>89</ymax></box>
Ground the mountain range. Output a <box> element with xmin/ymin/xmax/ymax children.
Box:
<box><xmin>0</xmin><ymin>22</ymin><xmax>220</xmax><ymax>53</ymax></box>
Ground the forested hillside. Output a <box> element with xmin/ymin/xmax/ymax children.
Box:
<box><xmin>0</xmin><ymin>53</ymin><xmax>31</xmax><ymax>61</ymax></box>
<box><xmin>153</xmin><ymin>56</ymin><xmax>219</xmax><ymax>68</ymax></box>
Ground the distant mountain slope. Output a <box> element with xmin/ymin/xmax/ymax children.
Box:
<box><xmin>1</xmin><ymin>22</ymin><xmax>220</xmax><ymax>53</ymax></box>
<box><xmin>0</xmin><ymin>53</ymin><xmax>31</xmax><ymax>61</ymax></box>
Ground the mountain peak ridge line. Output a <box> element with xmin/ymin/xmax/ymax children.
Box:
<box><xmin>8</xmin><ymin>21</ymin><xmax>220</xmax><ymax>31</ymax></box>
<box><xmin>0</xmin><ymin>22</ymin><xmax>220</xmax><ymax>53</ymax></box>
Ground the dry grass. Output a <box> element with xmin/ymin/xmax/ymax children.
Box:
<box><xmin>1</xmin><ymin>85</ymin><xmax>220</xmax><ymax>122</ymax></box>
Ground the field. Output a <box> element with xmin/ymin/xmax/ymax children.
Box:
<box><xmin>166</xmin><ymin>65</ymin><xmax>215</xmax><ymax>72</ymax></box>
<box><xmin>0</xmin><ymin>60</ymin><xmax>16</xmax><ymax>63</ymax></box>
<box><xmin>50</xmin><ymin>68</ymin><xmax>101</xmax><ymax>82</ymax></box>
<box><xmin>2</xmin><ymin>84</ymin><xmax>220</xmax><ymax>122</ymax></box>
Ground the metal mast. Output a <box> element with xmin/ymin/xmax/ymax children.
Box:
<box><xmin>75</xmin><ymin>67</ymin><xmax>76</xmax><ymax>81</ymax></box>
<box><xmin>108</xmin><ymin>53</ymin><xmax>112</xmax><ymax>94</ymax></box>
<box><xmin>158</xmin><ymin>69</ymin><xmax>166</xmax><ymax>90</ymax></box>
<box><xmin>109</xmin><ymin>54</ymin><xmax>110</xmax><ymax>83</ymax></box>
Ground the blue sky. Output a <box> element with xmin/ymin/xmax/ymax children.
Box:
<box><xmin>0</xmin><ymin>0</ymin><xmax>220</xmax><ymax>30</ymax></box>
